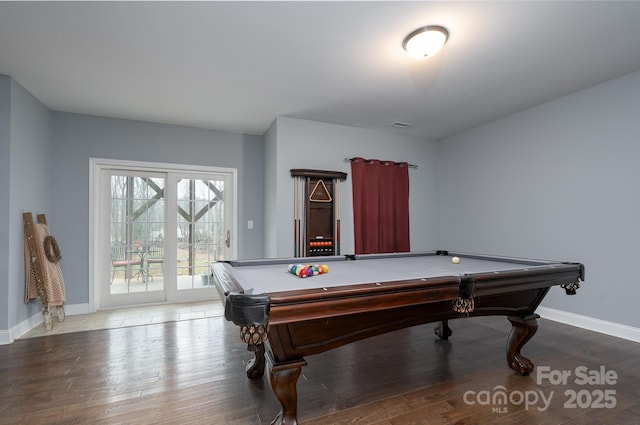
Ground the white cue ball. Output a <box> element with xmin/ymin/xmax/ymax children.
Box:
<box><xmin>451</xmin><ymin>256</ymin><xmax>460</xmax><ymax>264</ymax></box>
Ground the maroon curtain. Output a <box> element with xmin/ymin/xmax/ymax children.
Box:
<box><xmin>351</xmin><ymin>158</ymin><xmax>410</xmax><ymax>254</ymax></box>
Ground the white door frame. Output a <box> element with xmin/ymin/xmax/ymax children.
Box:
<box><xmin>89</xmin><ymin>157</ymin><xmax>237</xmax><ymax>312</ymax></box>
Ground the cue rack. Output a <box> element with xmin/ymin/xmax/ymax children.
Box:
<box><xmin>291</xmin><ymin>169</ymin><xmax>347</xmax><ymax>257</ymax></box>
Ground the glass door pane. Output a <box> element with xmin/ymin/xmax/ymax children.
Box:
<box><xmin>106</xmin><ymin>172</ymin><xmax>166</xmax><ymax>305</ymax></box>
<box><xmin>175</xmin><ymin>176</ymin><xmax>229</xmax><ymax>292</ymax></box>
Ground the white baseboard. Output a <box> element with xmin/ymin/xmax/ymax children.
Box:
<box><xmin>0</xmin><ymin>330</ymin><xmax>10</xmax><ymax>345</ymax></box>
<box><xmin>1</xmin><ymin>311</ymin><xmax>44</xmax><ymax>345</ymax></box>
<box><xmin>537</xmin><ymin>306</ymin><xmax>640</xmax><ymax>343</ymax></box>
<box><xmin>62</xmin><ymin>303</ymin><xmax>92</xmax><ymax>316</ymax></box>
<box><xmin>0</xmin><ymin>303</ymin><xmax>93</xmax><ymax>345</ymax></box>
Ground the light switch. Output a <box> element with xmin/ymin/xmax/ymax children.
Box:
<box><xmin>247</xmin><ymin>220</ymin><xmax>254</xmax><ymax>229</ymax></box>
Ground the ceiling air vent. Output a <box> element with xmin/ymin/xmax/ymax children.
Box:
<box><xmin>393</xmin><ymin>121</ymin><xmax>413</xmax><ymax>129</ymax></box>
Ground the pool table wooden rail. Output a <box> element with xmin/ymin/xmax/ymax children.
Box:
<box><xmin>213</xmin><ymin>259</ymin><xmax>583</xmax><ymax>327</ymax></box>
<box><xmin>211</xmin><ymin>253</ymin><xmax>584</xmax><ymax>425</ymax></box>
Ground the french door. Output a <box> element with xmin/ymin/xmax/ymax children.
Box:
<box><xmin>96</xmin><ymin>162</ymin><xmax>235</xmax><ymax>308</ymax></box>
<box><xmin>168</xmin><ymin>172</ymin><xmax>232</xmax><ymax>303</ymax></box>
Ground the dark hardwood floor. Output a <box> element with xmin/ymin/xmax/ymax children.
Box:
<box><xmin>1</xmin><ymin>315</ymin><xmax>639</xmax><ymax>424</ymax></box>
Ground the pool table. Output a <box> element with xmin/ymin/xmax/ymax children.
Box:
<box><xmin>211</xmin><ymin>251</ymin><xmax>584</xmax><ymax>425</ymax></box>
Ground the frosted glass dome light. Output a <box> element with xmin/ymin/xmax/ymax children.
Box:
<box><xmin>402</xmin><ymin>26</ymin><xmax>449</xmax><ymax>58</ymax></box>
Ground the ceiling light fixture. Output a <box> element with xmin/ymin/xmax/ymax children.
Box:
<box><xmin>402</xmin><ymin>25</ymin><xmax>449</xmax><ymax>59</ymax></box>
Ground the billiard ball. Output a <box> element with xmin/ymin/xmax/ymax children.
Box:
<box><xmin>452</xmin><ymin>256</ymin><xmax>460</xmax><ymax>264</ymax></box>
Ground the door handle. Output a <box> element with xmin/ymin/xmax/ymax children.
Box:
<box><xmin>225</xmin><ymin>230</ymin><xmax>230</xmax><ymax>248</ymax></box>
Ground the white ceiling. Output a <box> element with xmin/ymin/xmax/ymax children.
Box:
<box><xmin>1</xmin><ymin>2</ymin><xmax>640</xmax><ymax>140</ymax></box>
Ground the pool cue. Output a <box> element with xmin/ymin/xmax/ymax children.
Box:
<box><xmin>293</xmin><ymin>177</ymin><xmax>296</xmax><ymax>256</ymax></box>
<box><xmin>303</xmin><ymin>176</ymin><xmax>309</xmax><ymax>256</ymax></box>
<box><xmin>298</xmin><ymin>176</ymin><xmax>302</xmax><ymax>257</ymax></box>
<box><xmin>299</xmin><ymin>177</ymin><xmax>304</xmax><ymax>256</ymax></box>
<box><xmin>297</xmin><ymin>176</ymin><xmax>302</xmax><ymax>256</ymax></box>
<box><xmin>298</xmin><ymin>176</ymin><xmax>303</xmax><ymax>256</ymax></box>
<box><xmin>293</xmin><ymin>176</ymin><xmax>299</xmax><ymax>257</ymax></box>
<box><xmin>335</xmin><ymin>178</ymin><xmax>340</xmax><ymax>255</ymax></box>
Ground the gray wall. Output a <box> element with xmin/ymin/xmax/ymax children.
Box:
<box><xmin>51</xmin><ymin>112</ymin><xmax>264</xmax><ymax>305</ymax></box>
<box><xmin>1</xmin><ymin>76</ymin><xmax>53</xmax><ymax>331</ymax></box>
<box><xmin>266</xmin><ymin>117</ymin><xmax>439</xmax><ymax>258</ymax></box>
<box><xmin>436</xmin><ymin>70</ymin><xmax>640</xmax><ymax>328</ymax></box>
<box><xmin>0</xmin><ymin>75</ymin><xmax>11</xmax><ymax>331</ymax></box>
<box><xmin>262</xmin><ymin>119</ymin><xmax>278</xmax><ymax>258</ymax></box>
<box><xmin>237</xmin><ymin>132</ymin><xmax>264</xmax><ymax>260</ymax></box>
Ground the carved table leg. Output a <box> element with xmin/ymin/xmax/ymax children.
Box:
<box><xmin>268</xmin><ymin>354</ymin><xmax>307</xmax><ymax>425</ymax></box>
<box><xmin>434</xmin><ymin>320</ymin><xmax>453</xmax><ymax>340</ymax></box>
<box><xmin>246</xmin><ymin>343</ymin><xmax>266</xmax><ymax>379</ymax></box>
<box><xmin>506</xmin><ymin>314</ymin><xmax>539</xmax><ymax>376</ymax></box>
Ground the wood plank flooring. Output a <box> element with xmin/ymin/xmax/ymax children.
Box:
<box><xmin>1</xmin><ymin>314</ymin><xmax>639</xmax><ymax>424</ymax></box>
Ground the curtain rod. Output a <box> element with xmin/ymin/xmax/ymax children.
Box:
<box><xmin>344</xmin><ymin>157</ymin><xmax>418</xmax><ymax>169</ymax></box>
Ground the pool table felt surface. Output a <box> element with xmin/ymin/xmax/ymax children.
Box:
<box><xmin>223</xmin><ymin>253</ymin><xmax>559</xmax><ymax>295</ymax></box>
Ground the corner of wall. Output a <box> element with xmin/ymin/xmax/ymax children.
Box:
<box><xmin>0</xmin><ymin>75</ymin><xmax>12</xmax><ymax>333</ymax></box>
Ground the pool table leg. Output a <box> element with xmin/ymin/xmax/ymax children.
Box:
<box><xmin>246</xmin><ymin>343</ymin><xmax>266</xmax><ymax>379</ymax></box>
<box><xmin>506</xmin><ymin>314</ymin><xmax>539</xmax><ymax>376</ymax></box>
<box><xmin>268</xmin><ymin>355</ymin><xmax>307</xmax><ymax>425</ymax></box>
